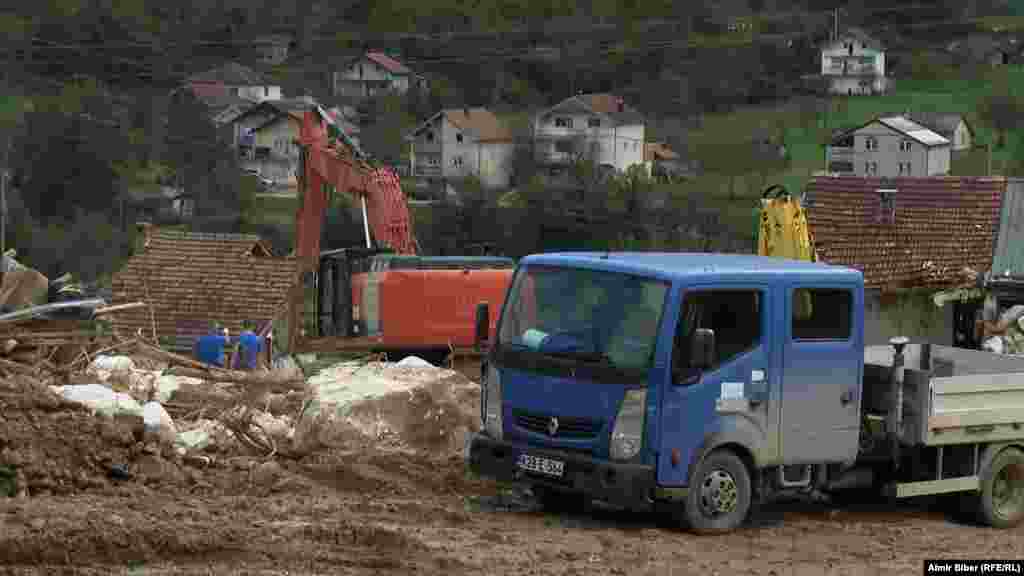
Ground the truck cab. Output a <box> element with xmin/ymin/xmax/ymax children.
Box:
<box><xmin>467</xmin><ymin>252</ymin><xmax>865</xmax><ymax>532</ymax></box>
<box><xmin>469</xmin><ymin>252</ymin><xmax>1024</xmax><ymax>532</ymax></box>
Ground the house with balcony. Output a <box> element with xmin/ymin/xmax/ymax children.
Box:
<box><xmin>253</xmin><ymin>34</ymin><xmax>293</xmax><ymax>65</ymax></box>
<box><xmin>332</xmin><ymin>51</ymin><xmax>428</xmax><ymax>101</ymax></box>
<box><xmin>532</xmin><ymin>93</ymin><xmax>646</xmax><ymax>175</ymax></box>
<box><xmin>405</xmin><ymin>108</ymin><xmax>514</xmax><ymax>194</ymax></box>
<box><xmin>820</xmin><ymin>28</ymin><xmax>888</xmax><ymax>95</ymax></box>
<box><xmin>826</xmin><ymin>115</ymin><xmax>951</xmax><ymax>178</ymax></box>
<box><xmin>231</xmin><ymin>98</ymin><xmax>360</xmax><ymax>190</ymax></box>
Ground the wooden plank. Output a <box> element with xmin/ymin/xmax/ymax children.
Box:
<box><xmin>890</xmin><ymin>476</ymin><xmax>979</xmax><ymax>498</ymax></box>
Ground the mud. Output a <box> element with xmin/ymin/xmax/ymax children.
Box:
<box><xmin>2</xmin><ymin>370</ymin><xmax>1023</xmax><ymax>575</ymax></box>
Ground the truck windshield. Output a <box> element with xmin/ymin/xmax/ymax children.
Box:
<box><xmin>497</xmin><ymin>265</ymin><xmax>669</xmax><ymax>372</ymax></box>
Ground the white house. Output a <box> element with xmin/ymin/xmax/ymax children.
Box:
<box><xmin>332</xmin><ymin>51</ymin><xmax>427</xmax><ymax>100</ymax></box>
<box><xmin>906</xmin><ymin>112</ymin><xmax>974</xmax><ymax>152</ymax></box>
<box><xmin>826</xmin><ymin>116</ymin><xmax>951</xmax><ymax>178</ymax></box>
<box><xmin>406</xmin><ymin>108</ymin><xmax>515</xmax><ymax>190</ymax></box>
<box><xmin>231</xmin><ymin>98</ymin><xmax>360</xmax><ymax>189</ymax></box>
<box><xmin>820</xmin><ymin>28</ymin><xmax>888</xmax><ymax>95</ymax></box>
<box><xmin>184</xmin><ymin>62</ymin><xmax>282</xmax><ymax>103</ymax></box>
<box><xmin>532</xmin><ymin>93</ymin><xmax>646</xmax><ymax>174</ymax></box>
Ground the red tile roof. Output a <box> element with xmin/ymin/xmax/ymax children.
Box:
<box><xmin>805</xmin><ymin>176</ymin><xmax>1004</xmax><ymax>291</ymax></box>
<box><xmin>365</xmin><ymin>51</ymin><xmax>411</xmax><ymax>75</ymax></box>
<box><xmin>109</xmin><ymin>229</ymin><xmax>298</xmax><ymax>351</ymax></box>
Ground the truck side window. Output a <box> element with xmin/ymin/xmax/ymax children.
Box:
<box><xmin>791</xmin><ymin>288</ymin><xmax>852</xmax><ymax>341</ymax></box>
<box><xmin>672</xmin><ymin>290</ymin><xmax>761</xmax><ymax>382</ymax></box>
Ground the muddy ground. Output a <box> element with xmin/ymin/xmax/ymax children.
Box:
<box><xmin>2</xmin><ymin>373</ymin><xmax>1022</xmax><ymax>575</ymax></box>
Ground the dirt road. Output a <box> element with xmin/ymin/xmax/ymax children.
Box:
<box><xmin>2</xmin><ymin>369</ymin><xmax>1022</xmax><ymax>575</ymax></box>
<box><xmin>2</xmin><ymin>446</ymin><xmax>1022</xmax><ymax>576</ymax></box>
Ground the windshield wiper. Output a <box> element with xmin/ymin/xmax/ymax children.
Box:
<box><xmin>541</xmin><ymin>349</ymin><xmax>615</xmax><ymax>366</ymax></box>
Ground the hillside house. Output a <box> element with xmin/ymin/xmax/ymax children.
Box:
<box><xmin>406</xmin><ymin>108</ymin><xmax>514</xmax><ymax>191</ymax></box>
<box><xmin>805</xmin><ymin>175</ymin><xmax>1005</xmax><ymax>347</ymax></box>
<box><xmin>109</xmin><ymin>228</ymin><xmax>298</xmax><ymax>354</ymax></box>
<box><xmin>947</xmin><ymin>35</ymin><xmax>1021</xmax><ymax>67</ymax></box>
<box><xmin>826</xmin><ymin>116</ymin><xmax>951</xmax><ymax>177</ymax></box>
<box><xmin>332</xmin><ymin>51</ymin><xmax>428</xmax><ymax>101</ymax></box>
<box><xmin>533</xmin><ymin>93</ymin><xmax>646</xmax><ymax>174</ymax></box>
<box><xmin>820</xmin><ymin>28</ymin><xmax>888</xmax><ymax>95</ymax></box>
<box><xmin>183</xmin><ymin>62</ymin><xmax>282</xmax><ymax>103</ymax></box>
<box><xmin>231</xmin><ymin>99</ymin><xmax>360</xmax><ymax>189</ymax></box>
<box><xmin>253</xmin><ymin>35</ymin><xmax>292</xmax><ymax>65</ymax></box>
<box><xmin>906</xmin><ymin>112</ymin><xmax>974</xmax><ymax>152</ymax></box>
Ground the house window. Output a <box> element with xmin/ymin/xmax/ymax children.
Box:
<box><xmin>428</xmin><ymin>157</ymin><xmax>439</xmax><ymax>166</ymax></box>
<box><xmin>426</xmin><ymin>131</ymin><xmax>434</xmax><ymax>142</ymax></box>
<box><xmin>588</xmin><ymin>118</ymin><xmax>601</xmax><ymax>128</ymax></box>
<box><xmin>555</xmin><ymin>117</ymin><xmax>573</xmax><ymax>128</ymax></box>
<box><xmin>451</xmin><ymin>156</ymin><xmax>464</xmax><ymax>168</ymax></box>
<box><xmin>865</xmin><ymin>137</ymin><xmax>878</xmax><ymax>150</ymax></box>
<box><xmin>456</xmin><ymin>133</ymin><xmax>463</xmax><ymax>143</ymax></box>
<box><xmin>633</xmin><ymin>142</ymin><xmax>638</xmax><ymax>151</ymax></box>
<box><xmin>898</xmin><ymin>162</ymin><xmax>912</xmax><ymax>175</ymax></box>
<box><xmin>899</xmin><ymin>140</ymin><xmax>912</xmax><ymax>152</ymax></box>
<box><xmin>624</xmin><ymin>142</ymin><xmax>628</xmax><ymax>150</ymax></box>
<box><xmin>264</xmin><ymin>86</ymin><xmax>268</xmax><ymax>97</ymax></box>
<box><xmin>865</xmin><ymin>161</ymin><xmax>878</xmax><ymax>174</ymax></box>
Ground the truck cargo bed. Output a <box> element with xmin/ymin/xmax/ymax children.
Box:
<box><xmin>864</xmin><ymin>344</ymin><xmax>1024</xmax><ymax>446</ymax></box>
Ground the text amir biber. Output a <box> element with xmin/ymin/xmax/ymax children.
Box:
<box><xmin>925</xmin><ymin>561</ymin><xmax>1024</xmax><ymax>574</ymax></box>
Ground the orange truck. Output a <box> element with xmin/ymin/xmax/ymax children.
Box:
<box><xmin>295</xmin><ymin>110</ymin><xmax>514</xmax><ymax>361</ymax></box>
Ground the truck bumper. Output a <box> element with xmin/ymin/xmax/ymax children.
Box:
<box><xmin>465</xmin><ymin>432</ymin><xmax>656</xmax><ymax>512</ymax></box>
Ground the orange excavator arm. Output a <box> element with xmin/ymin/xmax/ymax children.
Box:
<box><xmin>294</xmin><ymin>109</ymin><xmax>416</xmax><ymax>272</ymax></box>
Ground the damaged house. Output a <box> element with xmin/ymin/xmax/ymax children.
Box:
<box><xmin>109</xmin><ymin>227</ymin><xmax>299</xmax><ymax>354</ymax></box>
<box><xmin>805</xmin><ymin>175</ymin><xmax>1005</xmax><ymax>347</ymax></box>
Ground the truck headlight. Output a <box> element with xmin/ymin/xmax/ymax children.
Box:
<box><xmin>483</xmin><ymin>363</ymin><xmax>503</xmax><ymax>441</ymax></box>
<box><xmin>610</xmin><ymin>388</ymin><xmax>646</xmax><ymax>460</ymax></box>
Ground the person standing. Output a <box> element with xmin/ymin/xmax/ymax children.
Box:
<box><xmin>234</xmin><ymin>320</ymin><xmax>264</xmax><ymax>371</ymax></box>
<box><xmin>194</xmin><ymin>321</ymin><xmax>230</xmax><ymax>368</ymax></box>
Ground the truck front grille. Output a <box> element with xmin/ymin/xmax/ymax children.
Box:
<box><xmin>513</xmin><ymin>410</ymin><xmax>603</xmax><ymax>439</ymax></box>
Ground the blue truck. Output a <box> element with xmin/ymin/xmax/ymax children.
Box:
<box><xmin>465</xmin><ymin>252</ymin><xmax>1024</xmax><ymax>533</ymax></box>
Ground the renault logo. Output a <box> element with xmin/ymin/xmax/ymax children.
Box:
<box><xmin>548</xmin><ymin>417</ymin><xmax>559</xmax><ymax>436</ymax></box>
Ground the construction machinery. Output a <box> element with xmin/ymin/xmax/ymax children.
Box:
<box><xmin>291</xmin><ymin>109</ymin><xmax>514</xmax><ymax>363</ymax></box>
<box><xmin>756</xmin><ymin>184</ymin><xmax>817</xmax><ymax>262</ymax></box>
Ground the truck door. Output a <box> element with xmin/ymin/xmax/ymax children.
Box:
<box><xmin>657</xmin><ymin>285</ymin><xmax>776</xmax><ymax>487</ymax></box>
<box><xmin>779</xmin><ymin>285</ymin><xmax>862</xmax><ymax>464</ymax></box>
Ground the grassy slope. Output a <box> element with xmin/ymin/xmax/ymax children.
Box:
<box><xmin>685</xmin><ymin>65</ymin><xmax>1024</xmax><ymax>198</ymax></box>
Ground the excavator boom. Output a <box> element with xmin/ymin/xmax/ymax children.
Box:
<box><xmin>295</xmin><ymin>109</ymin><xmax>416</xmax><ymax>272</ymax></box>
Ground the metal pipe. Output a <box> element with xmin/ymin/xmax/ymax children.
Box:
<box><xmin>360</xmin><ymin>195</ymin><xmax>371</xmax><ymax>249</ymax></box>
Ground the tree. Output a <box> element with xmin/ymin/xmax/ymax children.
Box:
<box><xmin>979</xmin><ymin>75</ymin><xmax>1021</xmax><ymax>149</ymax></box>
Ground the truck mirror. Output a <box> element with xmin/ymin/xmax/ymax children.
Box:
<box><xmin>474</xmin><ymin>302</ymin><xmax>490</xmax><ymax>351</ymax></box>
<box><xmin>691</xmin><ymin>328</ymin><xmax>716</xmax><ymax>370</ymax></box>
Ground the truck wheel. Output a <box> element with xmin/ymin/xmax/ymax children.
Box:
<box><xmin>683</xmin><ymin>449</ymin><xmax>752</xmax><ymax>534</ymax></box>
<box><xmin>978</xmin><ymin>447</ymin><xmax>1024</xmax><ymax>529</ymax></box>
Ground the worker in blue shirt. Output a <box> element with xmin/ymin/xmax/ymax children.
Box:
<box><xmin>234</xmin><ymin>320</ymin><xmax>264</xmax><ymax>371</ymax></box>
<box><xmin>194</xmin><ymin>322</ymin><xmax>230</xmax><ymax>367</ymax></box>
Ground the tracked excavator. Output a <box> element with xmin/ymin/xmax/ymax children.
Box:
<box><xmin>292</xmin><ymin>109</ymin><xmax>514</xmax><ymax>361</ymax></box>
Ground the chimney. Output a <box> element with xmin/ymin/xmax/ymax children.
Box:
<box><xmin>877</xmin><ymin>188</ymin><xmax>897</xmax><ymax>224</ymax></box>
<box><xmin>137</xmin><ymin>222</ymin><xmax>154</xmax><ymax>249</ymax></box>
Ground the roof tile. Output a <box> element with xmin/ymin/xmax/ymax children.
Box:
<box><xmin>109</xmin><ymin>229</ymin><xmax>298</xmax><ymax>350</ymax></box>
<box><xmin>805</xmin><ymin>176</ymin><xmax>1004</xmax><ymax>290</ymax></box>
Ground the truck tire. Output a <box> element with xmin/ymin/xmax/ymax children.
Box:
<box><xmin>683</xmin><ymin>449</ymin><xmax>752</xmax><ymax>534</ymax></box>
<box><xmin>977</xmin><ymin>447</ymin><xmax>1024</xmax><ymax>529</ymax></box>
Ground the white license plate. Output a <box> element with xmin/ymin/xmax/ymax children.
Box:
<box><xmin>517</xmin><ymin>453</ymin><xmax>565</xmax><ymax>478</ymax></box>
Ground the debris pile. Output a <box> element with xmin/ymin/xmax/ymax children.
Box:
<box><xmin>294</xmin><ymin>358</ymin><xmax>481</xmax><ymax>455</ymax></box>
